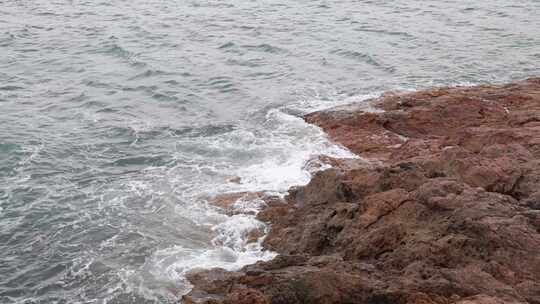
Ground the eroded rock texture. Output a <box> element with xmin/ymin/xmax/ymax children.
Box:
<box><xmin>183</xmin><ymin>78</ymin><xmax>540</xmax><ymax>304</ymax></box>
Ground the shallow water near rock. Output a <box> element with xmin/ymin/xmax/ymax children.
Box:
<box><xmin>0</xmin><ymin>1</ymin><xmax>539</xmax><ymax>303</ymax></box>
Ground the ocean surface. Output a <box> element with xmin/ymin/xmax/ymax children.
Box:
<box><xmin>1</xmin><ymin>0</ymin><xmax>539</xmax><ymax>303</ymax></box>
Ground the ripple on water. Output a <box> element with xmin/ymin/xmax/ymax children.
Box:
<box><xmin>0</xmin><ymin>85</ymin><xmax>24</xmax><ymax>91</ymax></box>
<box><xmin>242</xmin><ymin>43</ymin><xmax>287</xmax><ymax>54</ymax></box>
<box><xmin>200</xmin><ymin>76</ymin><xmax>239</xmax><ymax>93</ymax></box>
<box><xmin>100</xmin><ymin>42</ymin><xmax>146</xmax><ymax>67</ymax></box>
<box><xmin>128</xmin><ymin>69</ymin><xmax>179</xmax><ymax>81</ymax></box>
<box><xmin>353</xmin><ymin>25</ymin><xmax>416</xmax><ymax>39</ymax></box>
<box><xmin>330</xmin><ymin>48</ymin><xmax>396</xmax><ymax>73</ymax></box>
<box><xmin>225</xmin><ymin>58</ymin><xmax>265</xmax><ymax>68</ymax></box>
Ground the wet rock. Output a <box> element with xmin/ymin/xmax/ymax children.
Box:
<box><xmin>185</xmin><ymin>269</ymin><xmax>243</xmax><ymax>295</ymax></box>
<box><xmin>206</xmin><ymin>191</ymin><xmax>282</xmax><ymax>215</ymax></box>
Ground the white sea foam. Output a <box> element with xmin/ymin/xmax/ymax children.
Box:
<box><xmin>288</xmin><ymin>92</ymin><xmax>383</xmax><ymax>114</ymax></box>
<box><xmin>147</xmin><ymin>212</ymin><xmax>276</xmax><ymax>297</ymax></box>
<box><xmin>224</xmin><ymin>109</ymin><xmax>357</xmax><ymax>192</ymax></box>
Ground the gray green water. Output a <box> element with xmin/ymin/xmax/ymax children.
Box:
<box><xmin>1</xmin><ymin>0</ymin><xmax>539</xmax><ymax>303</ymax></box>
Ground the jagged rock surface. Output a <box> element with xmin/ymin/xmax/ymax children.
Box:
<box><xmin>183</xmin><ymin>78</ymin><xmax>540</xmax><ymax>304</ymax></box>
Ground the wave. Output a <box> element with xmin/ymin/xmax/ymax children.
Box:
<box><xmin>134</xmin><ymin>93</ymin><xmax>366</xmax><ymax>301</ymax></box>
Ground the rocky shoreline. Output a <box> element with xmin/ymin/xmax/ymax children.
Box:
<box><xmin>183</xmin><ymin>78</ymin><xmax>540</xmax><ymax>304</ymax></box>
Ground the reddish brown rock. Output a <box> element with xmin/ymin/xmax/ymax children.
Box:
<box><xmin>183</xmin><ymin>78</ymin><xmax>540</xmax><ymax>304</ymax></box>
<box><xmin>185</xmin><ymin>268</ymin><xmax>242</xmax><ymax>295</ymax></box>
<box><xmin>206</xmin><ymin>191</ymin><xmax>265</xmax><ymax>215</ymax></box>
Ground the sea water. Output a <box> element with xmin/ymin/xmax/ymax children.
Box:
<box><xmin>1</xmin><ymin>1</ymin><xmax>539</xmax><ymax>303</ymax></box>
